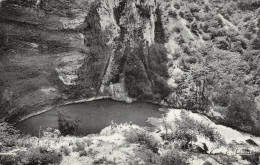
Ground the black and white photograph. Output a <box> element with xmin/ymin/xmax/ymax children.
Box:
<box><xmin>0</xmin><ymin>0</ymin><xmax>260</xmax><ymax>164</ymax></box>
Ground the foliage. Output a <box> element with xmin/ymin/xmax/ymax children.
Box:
<box><xmin>93</xmin><ymin>157</ymin><xmax>116</xmax><ymax>165</ymax></box>
<box><xmin>60</xmin><ymin>146</ymin><xmax>70</xmax><ymax>156</ymax></box>
<box><xmin>159</xmin><ymin>150</ymin><xmax>188</xmax><ymax>165</ymax></box>
<box><xmin>57</xmin><ymin>111</ymin><xmax>79</xmax><ymax>136</ymax></box>
<box><xmin>72</xmin><ymin>141</ymin><xmax>85</xmax><ymax>153</ymax></box>
<box><xmin>1</xmin><ymin>146</ymin><xmax>62</xmax><ymax>165</ymax></box>
<box><xmin>187</xmin><ymin>3</ymin><xmax>201</xmax><ymax>13</ymax></box>
<box><xmin>162</xmin><ymin>111</ymin><xmax>225</xmax><ymax>152</ymax></box>
<box><xmin>241</xmin><ymin>152</ymin><xmax>260</xmax><ymax>165</ymax></box>
<box><xmin>226</xmin><ymin>86</ymin><xmax>256</xmax><ymax>129</ymax></box>
<box><xmin>15</xmin><ymin>146</ymin><xmax>62</xmax><ymax>165</ymax></box>
<box><xmin>125</xmin><ymin>46</ymin><xmax>153</xmax><ymax>99</ymax></box>
<box><xmin>125</xmin><ymin>128</ymin><xmax>160</xmax><ymax>153</ymax></box>
<box><xmin>0</xmin><ymin>122</ymin><xmax>20</xmax><ymax>149</ymax></box>
<box><xmin>147</xmin><ymin>44</ymin><xmax>170</xmax><ymax>99</ymax></box>
<box><xmin>125</xmin><ymin>43</ymin><xmax>170</xmax><ymax>100</ymax></box>
<box><xmin>169</xmin><ymin>9</ymin><xmax>178</xmax><ymax>19</ymax></box>
<box><xmin>79</xmin><ymin>150</ymin><xmax>87</xmax><ymax>157</ymax></box>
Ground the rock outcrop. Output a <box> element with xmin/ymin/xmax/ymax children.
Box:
<box><xmin>0</xmin><ymin>0</ymin><xmax>259</xmax><ymax>129</ymax></box>
<box><xmin>0</xmin><ymin>0</ymin><xmax>169</xmax><ymax>121</ymax></box>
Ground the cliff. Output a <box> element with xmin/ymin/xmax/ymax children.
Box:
<box><xmin>0</xmin><ymin>0</ymin><xmax>170</xmax><ymax>121</ymax></box>
<box><xmin>0</xmin><ymin>0</ymin><xmax>260</xmax><ymax>135</ymax></box>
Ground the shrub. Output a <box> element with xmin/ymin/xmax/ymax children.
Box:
<box><xmin>182</xmin><ymin>43</ymin><xmax>190</xmax><ymax>54</ymax></box>
<box><xmin>60</xmin><ymin>146</ymin><xmax>70</xmax><ymax>156</ymax></box>
<box><xmin>212</xmin><ymin>83</ymin><xmax>232</xmax><ymax>107</ymax></box>
<box><xmin>185</xmin><ymin>56</ymin><xmax>197</xmax><ymax>64</ymax></box>
<box><xmin>0</xmin><ymin>155</ymin><xmax>16</xmax><ymax>165</ymax></box>
<box><xmin>93</xmin><ymin>157</ymin><xmax>115</xmax><ymax>165</ymax></box>
<box><xmin>163</xmin><ymin>111</ymin><xmax>225</xmax><ymax>151</ymax></box>
<box><xmin>215</xmin><ymin>37</ymin><xmax>229</xmax><ymax>50</ymax></box>
<box><xmin>241</xmin><ymin>152</ymin><xmax>260</xmax><ymax>165</ymax></box>
<box><xmin>184</xmin><ymin>11</ymin><xmax>193</xmax><ymax>22</ymax></box>
<box><xmin>252</xmin><ymin>37</ymin><xmax>260</xmax><ymax>50</ymax></box>
<box><xmin>188</xmin><ymin>3</ymin><xmax>201</xmax><ymax>13</ymax></box>
<box><xmin>125</xmin><ymin>128</ymin><xmax>159</xmax><ymax>153</ymax></box>
<box><xmin>226</xmin><ymin>87</ymin><xmax>256</xmax><ymax>129</ymax></box>
<box><xmin>173</xmin><ymin>3</ymin><xmax>180</xmax><ymax>9</ymax></box>
<box><xmin>16</xmin><ymin>147</ymin><xmax>62</xmax><ymax>165</ymax></box>
<box><xmin>169</xmin><ymin>10</ymin><xmax>178</xmax><ymax>19</ymax></box>
<box><xmin>0</xmin><ymin>122</ymin><xmax>20</xmax><ymax>149</ymax></box>
<box><xmin>79</xmin><ymin>150</ymin><xmax>87</xmax><ymax>157</ymax></box>
<box><xmin>57</xmin><ymin>111</ymin><xmax>79</xmax><ymax>136</ymax></box>
<box><xmin>243</xmin><ymin>15</ymin><xmax>251</xmax><ymax>22</ymax></box>
<box><xmin>172</xmin><ymin>26</ymin><xmax>181</xmax><ymax>33</ymax></box>
<box><xmin>202</xmin><ymin>33</ymin><xmax>211</xmax><ymax>40</ymax></box>
<box><xmin>179</xmin><ymin>11</ymin><xmax>184</xmax><ymax>18</ymax></box>
<box><xmin>159</xmin><ymin>150</ymin><xmax>188</xmax><ymax>165</ymax></box>
<box><xmin>73</xmin><ymin>141</ymin><xmax>85</xmax><ymax>152</ymax></box>
<box><xmin>174</xmin><ymin>34</ymin><xmax>185</xmax><ymax>44</ymax></box>
<box><xmin>153</xmin><ymin>74</ymin><xmax>172</xmax><ymax>99</ymax></box>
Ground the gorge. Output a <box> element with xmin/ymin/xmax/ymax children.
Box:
<box><xmin>0</xmin><ymin>0</ymin><xmax>260</xmax><ymax>164</ymax></box>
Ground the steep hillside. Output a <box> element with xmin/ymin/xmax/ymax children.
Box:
<box><xmin>0</xmin><ymin>0</ymin><xmax>259</xmax><ymax>135</ymax></box>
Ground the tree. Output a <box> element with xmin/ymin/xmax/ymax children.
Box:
<box><xmin>226</xmin><ymin>87</ymin><xmax>256</xmax><ymax>129</ymax></box>
<box><xmin>188</xmin><ymin>62</ymin><xmax>210</xmax><ymax>111</ymax></box>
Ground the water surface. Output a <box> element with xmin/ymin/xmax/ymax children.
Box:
<box><xmin>16</xmin><ymin>99</ymin><xmax>163</xmax><ymax>136</ymax></box>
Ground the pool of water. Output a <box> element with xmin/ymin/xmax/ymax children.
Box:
<box><xmin>16</xmin><ymin>99</ymin><xmax>164</xmax><ymax>136</ymax></box>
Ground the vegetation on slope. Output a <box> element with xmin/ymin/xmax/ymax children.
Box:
<box><xmin>148</xmin><ymin>0</ymin><xmax>260</xmax><ymax>135</ymax></box>
<box><xmin>1</xmin><ymin>109</ymin><xmax>259</xmax><ymax>164</ymax></box>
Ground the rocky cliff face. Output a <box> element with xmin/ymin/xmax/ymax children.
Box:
<box><xmin>0</xmin><ymin>0</ymin><xmax>170</xmax><ymax>121</ymax></box>
<box><xmin>0</xmin><ymin>0</ymin><xmax>260</xmax><ymax>130</ymax></box>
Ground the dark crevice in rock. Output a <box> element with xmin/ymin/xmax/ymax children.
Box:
<box><xmin>77</xmin><ymin>5</ymin><xmax>111</xmax><ymax>95</ymax></box>
<box><xmin>135</xmin><ymin>4</ymin><xmax>151</xmax><ymax>19</ymax></box>
<box><xmin>113</xmin><ymin>0</ymin><xmax>127</xmax><ymax>25</ymax></box>
<box><xmin>154</xmin><ymin>5</ymin><xmax>167</xmax><ymax>44</ymax></box>
<box><xmin>112</xmin><ymin>0</ymin><xmax>128</xmax><ymax>84</ymax></box>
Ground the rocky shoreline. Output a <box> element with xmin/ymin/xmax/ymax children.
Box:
<box><xmin>14</xmin><ymin>96</ymin><xmax>112</xmax><ymax>125</ymax></box>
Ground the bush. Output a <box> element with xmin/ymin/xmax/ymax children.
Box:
<box><xmin>15</xmin><ymin>147</ymin><xmax>62</xmax><ymax>165</ymax></box>
<box><xmin>79</xmin><ymin>150</ymin><xmax>87</xmax><ymax>157</ymax></box>
<box><xmin>212</xmin><ymin>83</ymin><xmax>232</xmax><ymax>107</ymax></box>
<box><xmin>159</xmin><ymin>150</ymin><xmax>188</xmax><ymax>165</ymax></box>
<box><xmin>73</xmin><ymin>141</ymin><xmax>85</xmax><ymax>152</ymax></box>
<box><xmin>93</xmin><ymin>157</ymin><xmax>115</xmax><ymax>165</ymax></box>
<box><xmin>202</xmin><ymin>33</ymin><xmax>211</xmax><ymax>40</ymax></box>
<box><xmin>153</xmin><ymin>75</ymin><xmax>172</xmax><ymax>99</ymax></box>
<box><xmin>215</xmin><ymin>37</ymin><xmax>229</xmax><ymax>50</ymax></box>
<box><xmin>179</xmin><ymin>11</ymin><xmax>184</xmax><ymax>18</ymax></box>
<box><xmin>226</xmin><ymin>87</ymin><xmax>256</xmax><ymax>129</ymax></box>
<box><xmin>188</xmin><ymin>3</ymin><xmax>201</xmax><ymax>13</ymax></box>
<box><xmin>252</xmin><ymin>37</ymin><xmax>260</xmax><ymax>50</ymax></box>
<box><xmin>241</xmin><ymin>152</ymin><xmax>260</xmax><ymax>165</ymax></box>
<box><xmin>173</xmin><ymin>3</ymin><xmax>180</xmax><ymax>9</ymax></box>
<box><xmin>185</xmin><ymin>56</ymin><xmax>197</xmax><ymax>64</ymax></box>
<box><xmin>60</xmin><ymin>146</ymin><xmax>70</xmax><ymax>156</ymax></box>
<box><xmin>125</xmin><ymin>128</ymin><xmax>159</xmax><ymax>153</ymax></box>
<box><xmin>0</xmin><ymin>122</ymin><xmax>20</xmax><ymax>149</ymax></box>
<box><xmin>182</xmin><ymin>43</ymin><xmax>190</xmax><ymax>54</ymax></box>
<box><xmin>169</xmin><ymin>10</ymin><xmax>178</xmax><ymax>19</ymax></box>
<box><xmin>163</xmin><ymin>111</ymin><xmax>225</xmax><ymax>151</ymax></box>
<box><xmin>57</xmin><ymin>111</ymin><xmax>79</xmax><ymax>136</ymax></box>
